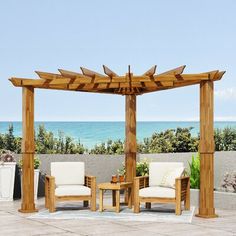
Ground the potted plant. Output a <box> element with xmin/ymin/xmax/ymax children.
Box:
<box><xmin>117</xmin><ymin>165</ymin><xmax>125</xmax><ymax>182</ymax></box>
<box><xmin>0</xmin><ymin>150</ymin><xmax>16</xmax><ymax>201</ymax></box>
<box><xmin>117</xmin><ymin>158</ymin><xmax>150</xmax><ymax>179</ymax></box>
<box><xmin>136</xmin><ymin>159</ymin><xmax>149</xmax><ymax>176</ymax></box>
<box><xmin>19</xmin><ymin>156</ymin><xmax>41</xmax><ymax>200</ymax></box>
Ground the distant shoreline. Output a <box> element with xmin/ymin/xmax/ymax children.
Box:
<box><xmin>1</xmin><ymin>121</ymin><xmax>236</xmax><ymax>148</ymax></box>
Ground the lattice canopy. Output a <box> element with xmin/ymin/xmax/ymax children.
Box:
<box><xmin>9</xmin><ymin>65</ymin><xmax>225</xmax><ymax>95</ymax></box>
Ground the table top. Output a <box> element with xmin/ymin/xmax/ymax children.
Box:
<box><xmin>98</xmin><ymin>182</ymin><xmax>133</xmax><ymax>190</ymax></box>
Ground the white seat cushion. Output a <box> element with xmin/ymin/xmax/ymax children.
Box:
<box><xmin>139</xmin><ymin>186</ymin><xmax>175</xmax><ymax>198</ymax></box>
<box><xmin>149</xmin><ymin>162</ymin><xmax>184</xmax><ymax>187</ymax></box>
<box><xmin>55</xmin><ymin>185</ymin><xmax>91</xmax><ymax>196</ymax></box>
<box><xmin>51</xmin><ymin>162</ymin><xmax>85</xmax><ymax>186</ymax></box>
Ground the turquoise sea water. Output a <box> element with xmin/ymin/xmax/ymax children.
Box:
<box><xmin>1</xmin><ymin>121</ymin><xmax>236</xmax><ymax>148</ymax></box>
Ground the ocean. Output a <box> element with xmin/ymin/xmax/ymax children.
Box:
<box><xmin>1</xmin><ymin>121</ymin><xmax>236</xmax><ymax>148</ymax></box>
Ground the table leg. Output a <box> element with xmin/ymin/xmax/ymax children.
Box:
<box><xmin>116</xmin><ymin>190</ymin><xmax>120</xmax><ymax>213</ymax></box>
<box><xmin>99</xmin><ymin>189</ymin><xmax>103</xmax><ymax>212</ymax></box>
<box><xmin>128</xmin><ymin>187</ymin><xmax>132</xmax><ymax>209</ymax></box>
<box><xmin>112</xmin><ymin>190</ymin><xmax>116</xmax><ymax>206</ymax></box>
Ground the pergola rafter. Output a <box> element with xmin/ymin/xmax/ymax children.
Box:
<box><xmin>9</xmin><ymin>65</ymin><xmax>226</xmax><ymax>219</ymax></box>
<box><xmin>9</xmin><ymin>66</ymin><xmax>225</xmax><ymax>95</ymax></box>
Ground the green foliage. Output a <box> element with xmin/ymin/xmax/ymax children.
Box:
<box><xmin>19</xmin><ymin>156</ymin><xmax>41</xmax><ymax>169</ymax></box>
<box><xmin>136</xmin><ymin>159</ymin><xmax>149</xmax><ymax>176</ymax></box>
<box><xmin>138</xmin><ymin>127</ymin><xmax>199</xmax><ymax>153</ymax></box>
<box><xmin>117</xmin><ymin>159</ymin><xmax>150</xmax><ymax>177</ymax></box>
<box><xmin>214</xmin><ymin>127</ymin><xmax>236</xmax><ymax>151</ymax></box>
<box><xmin>35</xmin><ymin>125</ymin><xmax>87</xmax><ymax>154</ymax></box>
<box><xmin>90</xmin><ymin>139</ymin><xmax>124</xmax><ymax>154</ymax></box>
<box><xmin>188</xmin><ymin>153</ymin><xmax>200</xmax><ymax>189</ymax></box>
<box><xmin>1</xmin><ymin>124</ymin><xmax>236</xmax><ymax>154</ymax></box>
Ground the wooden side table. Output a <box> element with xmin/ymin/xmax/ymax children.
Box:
<box><xmin>98</xmin><ymin>182</ymin><xmax>133</xmax><ymax>213</ymax></box>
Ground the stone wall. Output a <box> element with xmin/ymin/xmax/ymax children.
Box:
<box><xmin>14</xmin><ymin>151</ymin><xmax>236</xmax><ymax>198</ymax></box>
<box><xmin>139</xmin><ymin>151</ymin><xmax>236</xmax><ymax>188</ymax></box>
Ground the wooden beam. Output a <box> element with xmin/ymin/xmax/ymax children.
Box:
<box><xmin>213</xmin><ymin>71</ymin><xmax>226</xmax><ymax>81</ymax></box>
<box><xmin>196</xmin><ymin>80</ymin><xmax>217</xmax><ymax>218</ymax></box>
<box><xmin>158</xmin><ymin>65</ymin><xmax>186</xmax><ymax>75</ymax></box>
<box><xmin>80</xmin><ymin>67</ymin><xmax>104</xmax><ymax>78</ymax></box>
<box><xmin>19</xmin><ymin>87</ymin><xmax>38</xmax><ymax>213</ymax></box>
<box><xmin>143</xmin><ymin>65</ymin><xmax>157</xmax><ymax>76</ymax></box>
<box><xmin>58</xmin><ymin>69</ymin><xmax>86</xmax><ymax>79</ymax></box>
<box><xmin>125</xmin><ymin>95</ymin><xmax>137</xmax><ymax>204</ymax></box>
<box><xmin>35</xmin><ymin>71</ymin><xmax>64</xmax><ymax>80</ymax></box>
<box><xmin>103</xmin><ymin>65</ymin><xmax>118</xmax><ymax>77</ymax></box>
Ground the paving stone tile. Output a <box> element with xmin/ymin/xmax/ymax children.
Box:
<box><xmin>1</xmin><ymin>198</ymin><xmax>236</xmax><ymax>236</ymax></box>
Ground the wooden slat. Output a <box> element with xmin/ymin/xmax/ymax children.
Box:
<box><xmin>35</xmin><ymin>71</ymin><xmax>64</xmax><ymax>80</ymax></box>
<box><xmin>111</xmin><ymin>76</ymin><xmax>127</xmax><ymax>83</ymax></box>
<box><xmin>143</xmin><ymin>65</ymin><xmax>157</xmax><ymax>76</ymax></box>
<box><xmin>94</xmin><ymin>75</ymin><xmax>111</xmax><ymax>83</ymax></box>
<box><xmin>9</xmin><ymin>78</ymin><xmax>23</xmax><ymax>86</ymax></box>
<box><xmin>158</xmin><ymin>65</ymin><xmax>186</xmax><ymax>75</ymax></box>
<box><xmin>103</xmin><ymin>65</ymin><xmax>118</xmax><ymax>77</ymax></box>
<box><xmin>49</xmin><ymin>78</ymin><xmax>71</xmax><ymax>85</ymax></box>
<box><xmin>58</xmin><ymin>69</ymin><xmax>88</xmax><ymax>79</ymax></box>
<box><xmin>213</xmin><ymin>71</ymin><xmax>226</xmax><ymax>81</ymax></box>
<box><xmin>154</xmin><ymin>74</ymin><xmax>209</xmax><ymax>82</ymax></box>
<box><xmin>80</xmin><ymin>67</ymin><xmax>104</xmax><ymax>78</ymax></box>
<box><xmin>132</xmin><ymin>76</ymin><xmax>151</xmax><ymax>82</ymax></box>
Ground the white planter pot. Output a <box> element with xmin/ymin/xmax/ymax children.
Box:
<box><xmin>21</xmin><ymin>169</ymin><xmax>40</xmax><ymax>200</ymax></box>
<box><xmin>0</xmin><ymin>162</ymin><xmax>16</xmax><ymax>201</ymax></box>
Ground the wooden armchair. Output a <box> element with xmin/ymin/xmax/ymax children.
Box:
<box><xmin>45</xmin><ymin>162</ymin><xmax>96</xmax><ymax>213</ymax></box>
<box><xmin>133</xmin><ymin>162</ymin><xmax>190</xmax><ymax>215</ymax></box>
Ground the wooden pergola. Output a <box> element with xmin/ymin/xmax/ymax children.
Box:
<box><xmin>10</xmin><ymin>65</ymin><xmax>225</xmax><ymax>218</ymax></box>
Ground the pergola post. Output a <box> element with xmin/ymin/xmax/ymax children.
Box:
<box><xmin>125</xmin><ymin>95</ymin><xmax>137</xmax><ymax>203</ymax></box>
<box><xmin>197</xmin><ymin>80</ymin><xmax>217</xmax><ymax>218</ymax></box>
<box><xmin>19</xmin><ymin>87</ymin><xmax>38</xmax><ymax>213</ymax></box>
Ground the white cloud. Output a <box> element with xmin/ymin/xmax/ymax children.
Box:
<box><xmin>215</xmin><ymin>88</ymin><xmax>236</xmax><ymax>100</ymax></box>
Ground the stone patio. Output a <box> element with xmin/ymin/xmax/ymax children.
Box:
<box><xmin>1</xmin><ymin>196</ymin><xmax>236</xmax><ymax>236</ymax></box>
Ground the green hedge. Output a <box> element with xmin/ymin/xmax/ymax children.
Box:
<box><xmin>0</xmin><ymin>124</ymin><xmax>236</xmax><ymax>154</ymax></box>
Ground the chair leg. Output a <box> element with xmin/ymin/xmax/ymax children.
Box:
<box><xmin>99</xmin><ymin>189</ymin><xmax>103</xmax><ymax>212</ymax></box>
<box><xmin>175</xmin><ymin>201</ymin><xmax>181</xmax><ymax>215</ymax></box>
<box><xmin>145</xmin><ymin>202</ymin><xmax>151</xmax><ymax>209</ymax></box>
<box><xmin>83</xmin><ymin>200</ymin><xmax>89</xmax><ymax>207</ymax></box>
<box><xmin>45</xmin><ymin>179</ymin><xmax>49</xmax><ymax>209</ymax></box>
<box><xmin>49</xmin><ymin>197</ymin><xmax>56</xmax><ymax>213</ymax></box>
<box><xmin>112</xmin><ymin>190</ymin><xmax>116</xmax><ymax>207</ymax></box>
<box><xmin>91</xmin><ymin>197</ymin><xmax>96</xmax><ymax>211</ymax></box>
<box><xmin>134</xmin><ymin>200</ymin><xmax>140</xmax><ymax>213</ymax></box>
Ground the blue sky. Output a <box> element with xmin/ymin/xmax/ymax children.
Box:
<box><xmin>0</xmin><ymin>0</ymin><xmax>235</xmax><ymax>121</ymax></box>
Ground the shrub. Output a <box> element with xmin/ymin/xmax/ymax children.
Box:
<box><xmin>136</xmin><ymin>159</ymin><xmax>149</xmax><ymax>176</ymax></box>
<box><xmin>222</xmin><ymin>172</ymin><xmax>236</xmax><ymax>192</ymax></box>
<box><xmin>188</xmin><ymin>153</ymin><xmax>200</xmax><ymax>189</ymax></box>
<box><xmin>117</xmin><ymin>159</ymin><xmax>150</xmax><ymax>177</ymax></box>
<box><xmin>19</xmin><ymin>156</ymin><xmax>41</xmax><ymax>169</ymax></box>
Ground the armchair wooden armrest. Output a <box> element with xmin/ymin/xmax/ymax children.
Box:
<box><xmin>85</xmin><ymin>175</ymin><xmax>96</xmax><ymax>188</ymax></box>
<box><xmin>84</xmin><ymin>175</ymin><xmax>96</xmax><ymax>211</ymax></box>
<box><xmin>134</xmin><ymin>176</ymin><xmax>149</xmax><ymax>190</ymax></box>
<box><xmin>45</xmin><ymin>175</ymin><xmax>55</xmax><ymax>212</ymax></box>
<box><xmin>175</xmin><ymin>176</ymin><xmax>190</xmax><ymax>214</ymax></box>
<box><xmin>133</xmin><ymin>176</ymin><xmax>149</xmax><ymax>213</ymax></box>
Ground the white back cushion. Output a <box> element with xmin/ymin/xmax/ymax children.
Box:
<box><xmin>51</xmin><ymin>162</ymin><xmax>85</xmax><ymax>186</ymax></box>
<box><xmin>149</xmin><ymin>162</ymin><xmax>184</xmax><ymax>187</ymax></box>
